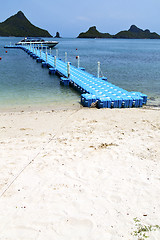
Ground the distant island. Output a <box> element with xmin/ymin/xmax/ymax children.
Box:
<box><xmin>1</xmin><ymin>11</ymin><xmax>159</xmax><ymax>39</ymax></box>
<box><xmin>78</xmin><ymin>26</ymin><xmax>112</xmax><ymax>39</ymax></box>
<box><xmin>0</xmin><ymin>11</ymin><xmax>52</xmax><ymax>37</ymax></box>
<box><xmin>54</xmin><ymin>32</ymin><xmax>61</xmax><ymax>38</ymax></box>
<box><xmin>78</xmin><ymin>25</ymin><xmax>160</xmax><ymax>39</ymax></box>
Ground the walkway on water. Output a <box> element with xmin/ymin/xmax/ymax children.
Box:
<box><xmin>4</xmin><ymin>44</ymin><xmax>147</xmax><ymax>108</ymax></box>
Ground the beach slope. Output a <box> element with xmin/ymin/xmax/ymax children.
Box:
<box><xmin>0</xmin><ymin>108</ymin><xmax>160</xmax><ymax>239</ymax></box>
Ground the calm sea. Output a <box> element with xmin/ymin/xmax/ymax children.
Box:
<box><xmin>0</xmin><ymin>37</ymin><xmax>160</xmax><ymax>110</ymax></box>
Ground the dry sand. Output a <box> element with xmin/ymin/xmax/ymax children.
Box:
<box><xmin>0</xmin><ymin>107</ymin><xmax>160</xmax><ymax>239</ymax></box>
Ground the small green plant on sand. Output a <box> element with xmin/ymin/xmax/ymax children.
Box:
<box><xmin>131</xmin><ymin>217</ymin><xmax>160</xmax><ymax>239</ymax></box>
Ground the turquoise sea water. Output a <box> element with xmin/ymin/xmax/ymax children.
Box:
<box><xmin>0</xmin><ymin>37</ymin><xmax>160</xmax><ymax>110</ymax></box>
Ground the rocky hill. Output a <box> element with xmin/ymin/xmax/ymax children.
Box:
<box><xmin>114</xmin><ymin>25</ymin><xmax>160</xmax><ymax>39</ymax></box>
<box><xmin>78</xmin><ymin>26</ymin><xmax>112</xmax><ymax>38</ymax></box>
<box><xmin>77</xmin><ymin>25</ymin><xmax>160</xmax><ymax>39</ymax></box>
<box><xmin>0</xmin><ymin>11</ymin><xmax>52</xmax><ymax>37</ymax></box>
<box><xmin>54</xmin><ymin>32</ymin><xmax>61</xmax><ymax>38</ymax></box>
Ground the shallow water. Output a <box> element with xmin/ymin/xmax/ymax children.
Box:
<box><xmin>0</xmin><ymin>37</ymin><xmax>160</xmax><ymax>110</ymax></box>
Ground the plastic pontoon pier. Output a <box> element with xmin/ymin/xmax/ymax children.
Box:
<box><xmin>4</xmin><ymin>44</ymin><xmax>147</xmax><ymax>108</ymax></box>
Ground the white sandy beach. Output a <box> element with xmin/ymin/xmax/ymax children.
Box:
<box><xmin>0</xmin><ymin>107</ymin><xmax>160</xmax><ymax>240</ymax></box>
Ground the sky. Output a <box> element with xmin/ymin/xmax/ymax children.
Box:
<box><xmin>0</xmin><ymin>0</ymin><xmax>160</xmax><ymax>37</ymax></box>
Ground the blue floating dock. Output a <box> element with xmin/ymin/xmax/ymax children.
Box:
<box><xmin>4</xmin><ymin>45</ymin><xmax>147</xmax><ymax>108</ymax></box>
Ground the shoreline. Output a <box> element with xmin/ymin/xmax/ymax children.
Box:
<box><xmin>0</xmin><ymin>101</ymin><xmax>81</xmax><ymax>113</ymax></box>
<box><xmin>0</xmin><ymin>107</ymin><xmax>160</xmax><ymax>239</ymax></box>
<box><xmin>0</xmin><ymin>101</ymin><xmax>160</xmax><ymax>113</ymax></box>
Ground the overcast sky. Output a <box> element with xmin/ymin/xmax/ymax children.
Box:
<box><xmin>0</xmin><ymin>0</ymin><xmax>160</xmax><ymax>37</ymax></box>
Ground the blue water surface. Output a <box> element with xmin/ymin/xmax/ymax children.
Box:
<box><xmin>0</xmin><ymin>37</ymin><xmax>160</xmax><ymax>110</ymax></box>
